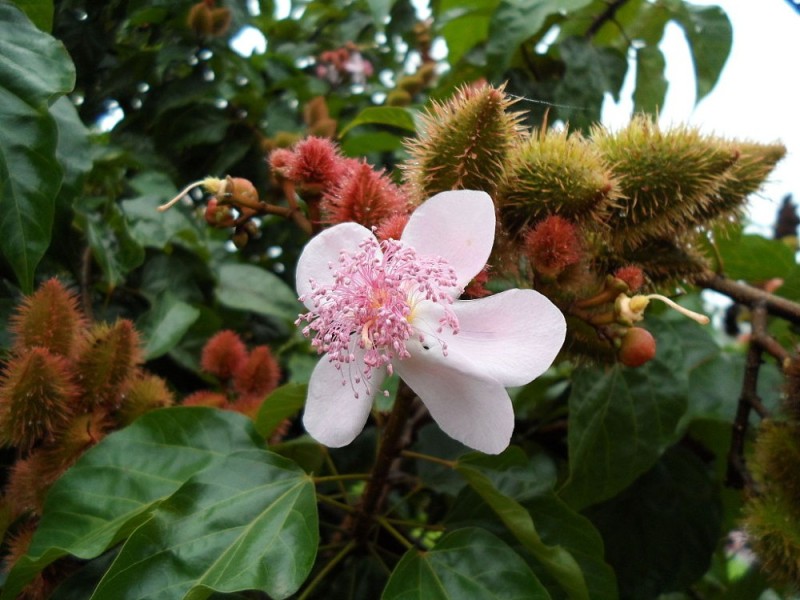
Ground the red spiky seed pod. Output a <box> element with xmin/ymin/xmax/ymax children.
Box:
<box><xmin>524</xmin><ymin>216</ymin><xmax>582</xmax><ymax>279</ymax></box>
<box><xmin>0</xmin><ymin>349</ymin><xmax>77</xmax><ymax>450</ymax></box>
<box><xmin>614</xmin><ymin>265</ymin><xmax>645</xmax><ymax>292</ymax></box>
<box><xmin>374</xmin><ymin>213</ymin><xmax>410</xmax><ymax>241</ymax></box>
<box><xmin>288</xmin><ymin>137</ymin><xmax>348</xmax><ymax>193</ymax></box>
<box><xmin>618</xmin><ymin>327</ymin><xmax>657</xmax><ymax>367</ymax></box>
<box><xmin>10</xmin><ymin>278</ymin><xmax>85</xmax><ymax>359</ymax></box>
<box><xmin>322</xmin><ymin>162</ymin><xmax>409</xmax><ymax>229</ymax></box>
<box><xmin>201</xmin><ymin>330</ymin><xmax>248</xmax><ymax>380</ymax></box>
<box><xmin>233</xmin><ymin>345</ymin><xmax>281</xmax><ymax>399</ymax></box>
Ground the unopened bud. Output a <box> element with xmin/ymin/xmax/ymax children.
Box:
<box><xmin>204</xmin><ymin>198</ymin><xmax>235</xmax><ymax>228</ymax></box>
<box><xmin>618</xmin><ymin>327</ymin><xmax>657</xmax><ymax>367</ymax></box>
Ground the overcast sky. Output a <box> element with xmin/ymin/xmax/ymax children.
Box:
<box><xmin>603</xmin><ymin>0</ymin><xmax>800</xmax><ymax>233</ymax></box>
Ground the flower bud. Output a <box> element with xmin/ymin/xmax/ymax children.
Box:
<box><xmin>204</xmin><ymin>198</ymin><xmax>236</xmax><ymax>228</ymax></box>
<box><xmin>618</xmin><ymin>327</ymin><xmax>656</xmax><ymax>367</ymax></box>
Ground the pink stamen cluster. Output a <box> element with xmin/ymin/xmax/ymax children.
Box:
<box><xmin>298</xmin><ymin>237</ymin><xmax>460</xmax><ymax>391</ymax></box>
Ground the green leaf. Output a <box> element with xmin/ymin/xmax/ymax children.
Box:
<box><xmin>215</xmin><ymin>263</ymin><xmax>302</xmax><ymax>323</ymax></box>
<box><xmin>340</xmin><ymin>106</ymin><xmax>417</xmax><ymax>137</ymax></box>
<box><xmin>456</xmin><ymin>462</ymin><xmax>589</xmax><ymax>600</ymax></box>
<box><xmin>90</xmin><ymin>450</ymin><xmax>318</xmax><ymax>600</ymax></box>
<box><xmin>10</xmin><ymin>0</ymin><xmax>53</xmax><ymax>31</ymax></box>
<box><xmin>0</xmin><ymin>3</ymin><xmax>75</xmax><ymax>291</ymax></box>
<box><xmin>382</xmin><ymin>528</ymin><xmax>551</xmax><ymax>599</ymax></box>
<box><xmin>671</xmin><ymin>4</ymin><xmax>732</xmax><ymax>101</ymax></box>
<box><xmin>255</xmin><ymin>382</ymin><xmax>308</xmax><ymax>439</ymax></box>
<box><xmin>633</xmin><ymin>45</ymin><xmax>667</xmax><ymax>115</ymax></box>
<box><xmin>139</xmin><ymin>293</ymin><xmax>201</xmax><ymax>360</ymax></box>
<box><xmin>486</xmin><ymin>0</ymin><xmax>593</xmax><ymax>74</ymax></box>
<box><xmin>714</xmin><ymin>231</ymin><xmax>796</xmax><ymax>282</ymax></box>
<box><xmin>585</xmin><ymin>446</ymin><xmax>722</xmax><ymax>599</ymax></box>
<box><xmin>438</xmin><ymin>0</ymin><xmax>498</xmax><ymax>66</ymax></box>
<box><xmin>559</xmin><ymin>319</ymin><xmax>689</xmax><ymax>510</ymax></box>
<box><xmin>2</xmin><ymin>408</ymin><xmax>264</xmax><ymax>599</ymax></box>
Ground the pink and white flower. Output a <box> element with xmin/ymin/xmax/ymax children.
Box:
<box><xmin>296</xmin><ymin>190</ymin><xmax>566</xmax><ymax>454</ymax></box>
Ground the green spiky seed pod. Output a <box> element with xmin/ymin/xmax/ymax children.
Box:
<box><xmin>593</xmin><ymin>115</ymin><xmax>738</xmax><ymax>248</ymax></box>
<box><xmin>117</xmin><ymin>374</ymin><xmax>174</xmax><ymax>426</ymax></box>
<box><xmin>402</xmin><ymin>83</ymin><xmax>524</xmax><ymax>201</ymax></box>
<box><xmin>743</xmin><ymin>421</ymin><xmax>800</xmax><ymax>589</ymax></box>
<box><xmin>0</xmin><ymin>349</ymin><xmax>76</xmax><ymax>450</ymax></box>
<box><xmin>10</xmin><ymin>278</ymin><xmax>85</xmax><ymax>359</ymax></box>
<box><xmin>74</xmin><ymin>320</ymin><xmax>142</xmax><ymax>409</ymax></box>
<box><xmin>498</xmin><ymin>128</ymin><xmax>618</xmax><ymax>235</ymax></box>
<box><xmin>696</xmin><ymin>141</ymin><xmax>786</xmax><ymax>224</ymax></box>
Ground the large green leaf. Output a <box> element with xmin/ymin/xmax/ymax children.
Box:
<box><xmin>255</xmin><ymin>382</ymin><xmax>308</xmax><ymax>439</ymax></box>
<box><xmin>447</xmin><ymin>452</ymin><xmax>616</xmax><ymax>599</ymax></box>
<box><xmin>0</xmin><ymin>3</ymin><xmax>74</xmax><ymax>292</ymax></box>
<box><xmin>2</xmin><ymin>408</ymin><xmax>264</xmax><ymax>599</ymax></box>
<box><xmin>382</xmin><ymin>528</ymin><xmax>551</xmax><ymax>599</ymax></box>
<box><xmin>585</xmin><ymin>446</ymin><xmax>722</xmax><ymax>599</ymax></box>
<box><xmin>10</xmin><ymin>0</ymin><xmax>53</xmax><ymax>31</ymax></box>
<box><xmin>90</xmin><ymin>450</ymin><xmax>317</xmax><ymax>600</ymax></box>
<box><xmin>671</xmin><ymin>4</ymin><xmax>732</xmax><ymax>102</ymax></box>
<box><xmin>486</xmin><ymin>0</ymin><xmax>593</xmax><ymax>74</ymax></box>
<box><xmin>215</xmin><ymin>263</ymin><xmax>302</xmax><ymax>323</ymax></box>
<box><xmin>456</xmin><ymin>461</ymin><xmax>589</xmax><ymax>600</ymax></box>
<box><xmin>559</xmin><ymin>320</ymin><xmax>689</xmax><ymax>510</ymax></box>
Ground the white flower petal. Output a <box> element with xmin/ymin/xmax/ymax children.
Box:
<box><xmin>295</xmin><ymin>222</ymin><xmax>375</xmax><ymax>309</ymax></box>
<box><xmin>409</xmin><ymin>289</ymin><xmax>566</xmax><ymax>387</ymax></box>
<box><xmin>401</xmin><ymin>190</ymin><xmax>495</xmax><ymax>290</ymax></box>
<box><xmin>303</xmin><ymin>352</ymin><xmax>386</xmax><ymax>448</ymax></box>
<box><xmin>449</xmin><ymin>289</ymin><xmax>566</xmax><ymax>387</ymax></box>
<box><xmin>394</xmin><ymin>343</ymin><xmax>514</xmax><ymax>454</ymax></box>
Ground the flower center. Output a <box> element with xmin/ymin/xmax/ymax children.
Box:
<box><xmin>298</xmin><ymin>237</ymin><xmax>460</xmax><ymax>389</ymax></box>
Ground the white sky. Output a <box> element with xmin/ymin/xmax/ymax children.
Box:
<box><xmin>603</xmin><ymin>0</ymin><xmax>800</xmax><ymax>233</ymax></box>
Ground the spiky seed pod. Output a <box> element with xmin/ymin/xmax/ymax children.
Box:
<box><xmin>592</xmin><ymin>115</ymin><xmax>739</xmax><ymax>248</ymax></box>
<box><xmin>523</xmin><ymin>216</ymin><xmax>583</xmax><ymax>279</ymax></box>
<box><xmin>201</xmin><ymin>330</ymin><xmax>247</xmax><ymax>380</ymax></box>
<box><xmin>116</xmin><ymin>375</ymin><xmax>174</xmax><ymax>426</ymax></box>
<box><xmin>402</xmin><ymin>83</ymin><xmax>524</xmax><ymax>201</ymax></box>
<box><xmin>743</xmin><ymin>421</ymin><xmax>800</xmax><ymax>588</ymax></box>
<box><xmin>56</xmin><ymin>410</ymin><xmax>113</xmax><ymax>464</ymax></box>
<box><xmin>288</xmin><ymin>137</ymin><xmax>348</xmax><ymax>194</ymax></box>
<box><xmin>0</xmin><ymin>349</ymin><xmax>77</xmax><ymax>450</ymax></box>
<box><xmin>613</xmin><ymin>266</ymin><xmax>645</xmax><ymax>292</ymax></box>
<box><xmin>375</xmin><ymin>213</ymin><xmax>410</xmax><ymax>241</ymax></box>
<box><xmin>697</xmin><ymin>141</ymin><xmax>787</xmax><ymax>224</ymax></box>
<box><xmin>4</xmin><ymin>447</ymin><xmax>73</xmax><ymax>517</ymax></box>
<box><xmin>74</xmin><ymin>320</ymin><xmax>142</xmax><ymax>410</ymax></box>
<box><xmin>498</xmin><ymin>128</ymin><xmax>618</xmax><ymax>235</ymax></box>
<box><xmin>321</xmin><ymin>162</ymin><xmax>410</xmax><ymax>229</ymax></box>
<box><xmin>10</xmin><ymin>278</ymin><xmax>85</xmax><ymax>359</ymax></box>
<box><xmin>233</xmin><ymin>345</ymin><xmax>281</xmax><ymax>400</ymax></box>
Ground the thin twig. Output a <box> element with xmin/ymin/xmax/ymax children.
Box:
<box><xmin>726</xmin><ymin>303</ymin><xmax>769</xmax><ymax>491</ymax></box>
<box><xmin>584</xmin><ymin>0</ymin><xmax>630</xmax><ymax>39</ymax></box>
<box><xmin>695</xmin><ymin>269</ymin><xmax>800</xmax><ymax>325</ymax></box>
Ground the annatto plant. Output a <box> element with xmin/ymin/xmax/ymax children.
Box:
<box><xmin>4</xmin><ymin>1</ymin><xmax>800</xmax><ymax>599</ymax></box>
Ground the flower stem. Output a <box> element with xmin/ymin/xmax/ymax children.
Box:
<box><xmin>314</xmin><ymin>473</ymin><xmax>371</xmax><ymax>484</ymax></box>
<box><xmin>349</xmin><ymin>380</ymin><xmax>416</xmax><ymax>544</ymax></box>
<box><xmin>296</xmin><ymin>540</ymin><xmax>356</xmax><ymax>600</ymax></box>
<box><xmin>376</xmin><ymin>517</ymin><xmax>414</xmax><ymax>550</ymax></box>
<box><xmin>401</xmin><ymin>450</ymin><xmax>456</xmax><ymax>468</ymax></box>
